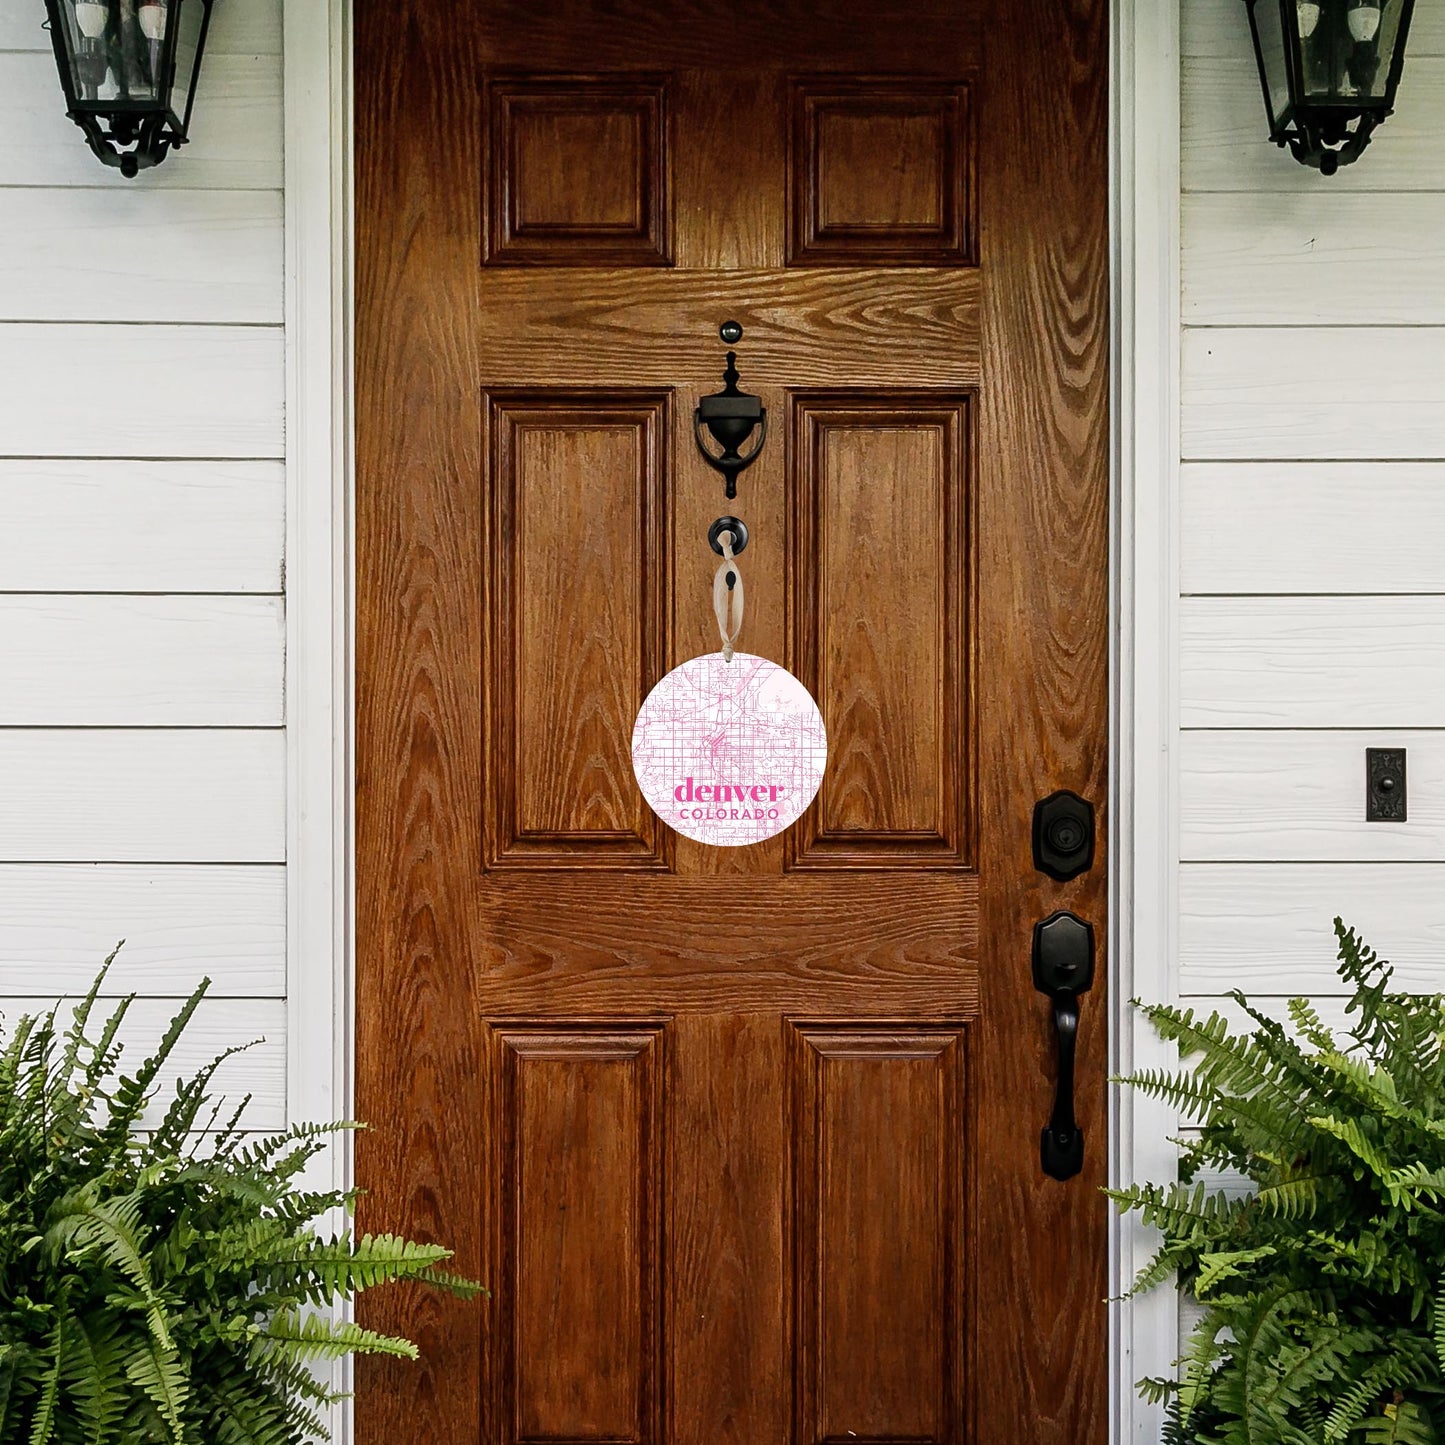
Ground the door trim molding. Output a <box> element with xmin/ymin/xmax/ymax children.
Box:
<box><xmin>1109</xmin><ymin>1</ymin><xmax>1182</xmax><ymax>1440</ymax></box>
<box><xmin>282</xmin><ymin>0</ymin><xmax>354</xmax><ymax>1437</ymax></box>
<box><xmin>292</xmin><ymin>3</ymin><xmax>1179</xmax><ymax>1439</ymax></box>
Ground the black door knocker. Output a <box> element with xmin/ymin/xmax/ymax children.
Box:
<box><xmin>694</xmin><ymin>321</ymin><xmax>767</xmax><ymax>500</ymax></box>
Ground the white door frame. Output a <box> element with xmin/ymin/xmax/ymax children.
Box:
<box><xmin>1110</xmin><ymin>1</ymin><xmax>1183</xmax><ymax>1439</ymax></box>
<box><xmin>281</xmin><ymin>2</ymin><xmax>1184</xmax><ymax>1437</ymax></box>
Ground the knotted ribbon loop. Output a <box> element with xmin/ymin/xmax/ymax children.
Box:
<box><xmin>712</xmin><ymin>529</ymin><xmax>745</xmax><ymax>662</ymax></box>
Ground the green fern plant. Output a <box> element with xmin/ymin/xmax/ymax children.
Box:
<box><xmin>0</xmin><ymin>952</ymin><xmax>482</xmax><ymax>1445</ymax></box>
<box><xmin>1112</xmin><ymin>920</ymin><xmax>1445</xmax><ymax>1444</ymax></box>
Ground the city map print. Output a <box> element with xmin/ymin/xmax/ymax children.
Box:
<box><xmin>631</xmin><ymin>652</ymin><xmax>829</xmax><ymax>846</ymax></box>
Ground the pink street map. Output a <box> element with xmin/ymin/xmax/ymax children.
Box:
<box><xmin>631</xmin><ymin>652</ymin><xmax>829</xmax><ymax>846</ymax></box>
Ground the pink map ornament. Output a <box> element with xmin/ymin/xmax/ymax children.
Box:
<box><xmin>631</xmin><ymin>652</ymin><xmax>828</xmax><ymax>846</ymax></box>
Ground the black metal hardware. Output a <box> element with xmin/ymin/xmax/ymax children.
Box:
<box><xmin>695</xmin><ymin>323</ymin><xmax>767</xmax><ymax>500</ymax></box>
<box><xmin>1244</xmin><ymin>0</ymin><xmax>1416</xmax><ymax>174</ymax></box>
<box><xmin>708</xmin><ymin>516</ymin><xmax>749</xmax><ymax>558</ymax></box>
<box><xmin>1032</xmin><ymin>790</ymin><xmax>1095</xmax><ymax>882</ymax></box>
<box><xmin>43</xmin><ymin>0</ymin><xmax>217</xmax><ymax>176</ymax></box>
<box><xmin>1367</xmin><ymin>747</ymin><xmax>1407</xmax><ymax>822</ymax></box>
<box><xmin>1033</xmin><ymin>911</ymin><xmax>1095</xmax><ymax>1181</ymax></box>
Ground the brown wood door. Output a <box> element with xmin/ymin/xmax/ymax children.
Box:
<box><xmin>355</xmin><ymin>4</ymin><xmax>1109</xmax><ymax>1443</ymax></box>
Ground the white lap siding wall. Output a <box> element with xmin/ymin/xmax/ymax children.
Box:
<box><xmin>1172</xmin><ymin>0</ymin><xmax>1445</xmax><ymax>1344</ymax></box>
<box><xmin>0</xmin><ymin>2</ymin><xmax>287</xmax><ymax>1125</ymax></box>
<box><xmin>1178</xmin><ymin>0</ymin><xmax>1445</xmax><ymax>1008</ymax></box>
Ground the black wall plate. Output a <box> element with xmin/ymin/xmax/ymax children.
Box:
<box><xmin>1367</xmin><ymin>748</ymin><xmax>1407</xmax><ymax>822</ymax></box>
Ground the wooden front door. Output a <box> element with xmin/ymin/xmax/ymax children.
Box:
<box><xmin>355</xmin><ymin>3</ymin><xmax>1109</xmax><ymax>1443</ymax></box>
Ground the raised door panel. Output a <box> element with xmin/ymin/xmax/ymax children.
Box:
<box><xmin>789</xmin><ymin>80</ymin><xmax>974</xmax><ymax>266</ymax></box>
<box><xmin>488</xmin><ymin>1024</ymin><xmax>667</xmax><ymax>1445</ymax></box>
<box><xmin>486</xmin><ymin>77</ymin><xmax>671</xmax><ymax>266</ymax></box>
<box><xmin>789</xmin><ymin>394</ymin><xmax>972</xmax><ymax>868</ymax></box>
<box><xmin>790</xmin><ymin>1024</ymin><xmax>969</xmax><ymax>1445</ymax></box>
<box><xmin>485</xmin><ymin>392</ymin><xmax>671</xmax><ymax>869</ymax></box>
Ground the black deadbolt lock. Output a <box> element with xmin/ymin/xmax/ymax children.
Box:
<box><xmin>1032</xmin><ymin>790</ymin><xmax>1095</xmax><ymax>882</ymax></box>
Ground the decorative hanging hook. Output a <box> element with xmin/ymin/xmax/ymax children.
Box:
<box><xmin>711</xmin><ymin>524</ymin><xmax>745</xmax><ymax>663</ymax></box>
<box><xmin>694</xmin><ymin>321</ymin><xmax>768</xmax><ymax>500</ymax></box>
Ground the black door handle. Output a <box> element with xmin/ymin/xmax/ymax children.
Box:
<box><xmin>1032</xmin><ymin>911</ymin><xmax>1095</xmax><ymax>1181</ymax></box>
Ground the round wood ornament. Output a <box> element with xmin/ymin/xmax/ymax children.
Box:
<box><xmin>631</xmin><ymin>652</ymin><xmax>828</xmax><ymax>846</ymax></box>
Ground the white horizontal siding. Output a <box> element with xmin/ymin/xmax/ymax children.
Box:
<box><xmin>0</xmin><ymin>460</ymin><xmax>284</xmax><ymax>592</ymax></box>
<box><xmin>0</xmin><ymin>190</ymin><xmax>284</xmax><ymax>323</ymax></box>
<box><xmin>1182</xmin><ymin>328</ymin><xmax>1445</xmax><ymax>460</ymax></box>
<box><xmin>0</xmin><ymin>730</ymin><xmax>285</xmax><ymax>863</ymax></box>
<box><xmin>1177</xmin><ymin>0</ymin><xmax>1445</xmax><ymax>1096</ymax></box>
<box><xmin>1180</xmin><ymin>731</ymin><xmax>1445</xmax><ymax>863</ymax></box>
<box><xmin>0</xmin><ymin>323</ymin><xmax>284</xmax><ymax>459</ymax></box>
<box><xmin>1183</xmin><ymin>194</ymin><xmax>1445</xmax><ymax>327</ymax></box>
<box><xmin>1181</xmin><ymin>597</ymin><xmax>1445</xmax><ymax>728</ymax></box>
<box><xmin>1182</xmin><ymin>57</ymin><xmax>1445</xmax><ymax>193</ymax></box>
<box><xmin>1180</xmin><ymin>864</ymin><xmax>1445</xmax><ymax>996</ymax></box>
<box><xmin>0</xmin><ymin>996</ymin><xmax>286</xmax><ymax>1131</ymax></box>
<box><xmin>0</xmin><ymin>51</ymin><xmax>281</xmax><ymax>190</ymax></box>
<box><xmin>1181</xmin><ymin>463</ymin><xmax>1445</xmax><ymax>595</ymax></box>
<box><xmin>0</xmin><ymin>5</ymin><xmax>290</xmax><ymax>1125</ymax></box>
<box><xmin>0</xmin><ymin>864</ymin><xmax>285</xmax><ymax>996</ymax></box>
<box><xmin>0</xmin><ymin>596</ymin><xmax>284</xmax><ymax>725</ymax></box>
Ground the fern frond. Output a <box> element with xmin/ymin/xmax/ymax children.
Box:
<box><xmin>254</xmin><ymin>1307</ymin><xmax>419</xmax><ymax>1363</ymax></box>
<box><xmin>263</xmin><ymin>1232</ymin><xmax>468</xmax><ymax>1303</ymax></box>
<box><xmin>1325</xmin><ymin>1357</ymin><xmax>1402</xmax><ymax>1441</ymax></box>
<box><xmin>123</xmin><ymin>1337</ymin><xmax>188</xmax><ymax>1442</ymax></box>
<box><xmin>60</xmin><ymin>1310</ymin><xmax>128</xmax><ymax>1444</ymax></box>
<box><xmin>1255</xmin><ymin>1175</ymin><xmax>1325</xmax><ymax>1221</ymax></box>
<box><xmin>1193</xmin><ymin>1246</ymin><xmax>1278</xmax><ymax>1298</ymax></box>
<box><xmin>1289</xmin><ymin>996</ymin><xmax>1338</xmax><ymax>1051</ymax></box>
<box><xmin>148</xmin><ymin>1038</ymin><xmax>259</xmax><ymax>1156</ymax></box>
<box><xmin>83</xmin><ymin>990</ymin><xmax>134</xmax><ymax>1099</ymax></box>
<box><xmin>99</xmin><ymin>981</ymin><xmax>210</xmax><ymax>1149</ymax></box>
<box><xmin>44</xmin><ymin>1190</ymin><xmax>172</xmax><ymax>1350</ymax></box>
<box><xmin>48</xmin><ymin>945</ymin><xmax>123</xmax><ymax>1136</ymax></box>
<box><xmin>207</xmin><ymin>1364</ymin><xmax>309</xmax><ymax>1445</ymax></box>
<box><xmin>1308</xmin><ymin>1113</ymin><xmax>1394</xmax><ymax>1183</ymax></box>
<box><xmin>1353</xmin><ymin>1399</ymin><xmax>1440</xmax><ymax>1445</ymax></box>
<box><xmin>24</xmin><ymin>1311</ymin><xmax>63</xmax><ymax>1445</ymax></box>
<box><xmin>1117</xmin><ymin>1066</ymin><xmax>1220</xmax><ymax>1119</ymax></box>
<box><xmin>1105</xmin><ymin>1181</ymin><xmax>1239</xmax><ymax>1238</ymax></box>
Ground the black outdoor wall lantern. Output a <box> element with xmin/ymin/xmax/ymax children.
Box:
<box><xmin>44</xmin><ymin>0</ymin><xmax>215</xmax><ymax>177</ymax></box>
<box><xmin>1244</xmin><ymin>0</ymin><xmax>1414</xmax><ymax>173</ymax></box>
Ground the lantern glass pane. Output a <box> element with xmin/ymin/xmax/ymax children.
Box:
<box><xmin>1364</xmin><ymin>0</ymin><xmax>1406</xmax><ymax>98</ymax></box>
<box><xmin>59</xmin><ymin>1</ymin><xmax>117</xmax><ymax>106</ymax></box>
<box><xmin>1298</xmin><ymin>0</ymin><xmax>1401</xmax><ymax>103</ymax></box>
<box><xmin>1253</xmin><ymin>0</ymin><xmax>1292</xmax><ymax>127</ymax></box>
<box><xmin>171</xmin><ymin>0</ymin><xmax>207</xmax><ymax>128</ymax></box>
<box><xmin>58</xmin><ymin>0</ymin><xmax>181</xmax><ymax>108</ymax></box>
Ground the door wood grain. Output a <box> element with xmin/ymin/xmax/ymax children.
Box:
<box><xmin>355</xmin><ymin>3</ymin><xmax>1109</xmax><ymax>1442</ymax></box>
